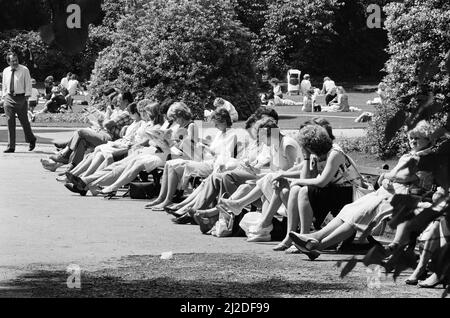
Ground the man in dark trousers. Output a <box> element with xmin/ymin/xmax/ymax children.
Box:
<box><xmin>2</xmin><ymin>52</ymin><xmax>37</xmax><ymax>153</ymax></box>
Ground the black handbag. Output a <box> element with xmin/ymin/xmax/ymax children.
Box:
<box><xmin>129</xmin><ymin>182</ymin><xmax>160</xmax><ymax>199</ymax></box>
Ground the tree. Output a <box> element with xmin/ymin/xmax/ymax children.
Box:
<box><xmin>89</xmin><ymin>0</ymin><xmax>260</xmax><ymax>119</ymax></box>
<box><xmin>367</xmin><ymin>0</ymin><xmax>450</xmax><ymax>159</ymax></box>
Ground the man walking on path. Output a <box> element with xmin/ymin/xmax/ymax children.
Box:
<box><xmin>2</xmin><ymin>52</ymin><xmax>36</xmax><ymax>153</ymax></box>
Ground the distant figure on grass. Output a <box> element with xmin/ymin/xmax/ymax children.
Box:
<box><xmin>2</xmin><ymin>51</ymin><xmax>37</xmax><ymax>153</ymax></box>
<box><xmin>269</xmin><ymin>78</ymin><xmax>283</xmax><ymax>99</ymax></box>
<box><xmin>65</xmin><ymin>74</ymin><xmax>81</xmax><ymax>112</ymax></box>
<box><xmin>321</xmin><ymin>76</ymin><xmax>337</xmax><ymax>106</ymax></box>
<box><xmin>322</xmin><ymin>86</ymin><xmax>349</xmax><ymax>112</ymax></box>
<box><xmin>44</xmin><ymin>75</ymin><xmax>55</xmax><ymax>100</ymax></box>
<box><xmin>60</xmin><ymin>72</ymin><xmax>72</xmax><ymax>91</ymax></box>
<box><xmin>367</xmin><ymin>82</ymin><xmax>387</xmax><ymax>106</ymax></box>
<box><xmin>300</xmin><ymin>74</ymin><xmax>312</xmax><ymax>96</ymax></box>
<box><xmin>205</xmin><ymin>97</ymin><xmax>239</xmax><ymax>122</ymax></box>
<box><xmin>32</xmin><ymin>86</ymin><xmax>67</xmax><ymax>121</ymax></box>
<box><xmin>27</xmin><ymin>78</ymin><xmax>40</xmax><ymax>121</ymax></box>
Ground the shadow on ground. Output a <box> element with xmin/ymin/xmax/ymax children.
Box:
<box><xmin>0</xmin><ymin>253</ymin><xmax>358</xmax><ymax>298</ymax></box>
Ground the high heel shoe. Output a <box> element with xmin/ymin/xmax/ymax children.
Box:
<box><xmin>405</xmin><ymin>269</ymin><xmax>428</xmax><ymax>285</ymax></box>
<box><xmin>64</xmin><ymin>183</ymin><xmax>87</xmax><ymax>196</ymax></box>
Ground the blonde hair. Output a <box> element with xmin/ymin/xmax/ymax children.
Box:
<box><xmin>336</xmin><ymin>86</ymin><xmax>346</xmax><ymax>94</ymax></box>
<box><xmin>408</xmin><ymin>120</ymin><xmax>433</xmax><ymax>140</ymax></box>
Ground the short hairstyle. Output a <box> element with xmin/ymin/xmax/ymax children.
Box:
<box><xmin>6</xmin><ymin>52</ymin><xmax>18</xmax><ymax>63</ymax></box>
<box><xmin>211</xmin><ymin>108</ymin><xmax>232</xmax><ymax>127</ymax></box>
<box><xmin>324</xmin><ymin>76</ymin><xmax>331</xmax><ymax>81</ymax></box>
<box><xmin>171</xmin><ymin>102</ymin><xmax>192</xmax><ymax>121</ymax></box>
<box><xmin>299</xmin><ymin>117</ymin><xmax>335</xmax><ymax>140</ymax></box>
<box><xmin>137</xmin><ymin>99</ymin><xmax>153</xmax><ymax>114</ymax></box>
<box><xmin>245</xmin><ymin>114</ymin><xmax>258</xmax><ymax>130</ymax></box>
<box><xmin>70</xmin><ymin>74</ymin><xmax>78</xmax><ymax>80</ymax></box>
<box><xmin>254</xmin><ymin>106</ymin><xmax>279</xmax><ymax>123</ymax></box>
<box><xmin>297</xmin><ymin>125</ymin><xmax>333</xmax><ymax>156</ymax></box>
<box><xmin>213</xmin><ymin>98</ymin><xmax>225</xmax><ymax>107</ymax></box>
<box><xmin>67</xmin><ymin>72</ymin><xmax>73</xmax><ymax>77</ymax></box>
<box><xmin>255</xmin><ymin>117</ymin><xmax>279</xmax><ymax>139</ymax></box>
<box><xmin>45</xmin><ymin>76</ymin><xmax>54</xmax><ymax>83</ymax></box>
<box><xmin>303</xmin><ymin>74</ymin><xmax>310</xmax><ymax>79</ymax></box>
<box><xmin>269</xmin><ymin>78</ymin><xmax>279</xmax><ymax>85</ymax></box>
<box><xmin>121</xmin><ymin>91</ymin><xmax>134</xmax><ymax>104</ymax></box>
<box><xmin>127</xmin><ymin>102</ymin><xmax>139</xmax><ymax>115</ymax></box>
<box><xmin>336</xmin><ymin>86</ymin><xmax>346</xmax><ymax>94</ymax></box>
<box><xmin>160</xmin><ymin>97</ymin><xmax>175</xmax><ymax>116</ymax></box>
<box><xmin>408</xmin><ymin>120</ymin><xmax>433</xmax><ymax>140</ymax></box>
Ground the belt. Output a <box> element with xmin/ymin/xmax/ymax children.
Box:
<box><xmin>8</xmin><ymin>93</ymin><xmax>25</xmax><ymax>97</ymax></box>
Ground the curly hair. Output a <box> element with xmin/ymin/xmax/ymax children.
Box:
<box><xmin>408</xmin><ymin>120</ymin><xmax>433</xmax><ymax>140</ymax></box>
<box><xmin>299</xmin><ymin>117</ymin><xmax>335</xmax><ymax>140</ymax></box>
<box><xmin>245</xmin><ymin>114</ymin><xmax>258</xmax><ymax>130</ymax></box>
<box><xmin>255</xmin><ymin>117</ymin><xmax>279</xmax><ymax>140</ymax></box>
<box><xmin>254</xmin><ymin>106</ymin><xmax>279</xmax><ymax>123</ymax></box>
<box><xmin>168</xmin><ymin>102</ymin><xmax>192</xmax><ymax>121</ymax></box>
<box><xmin>211</xmin><ymin>108</ymin><xmax>232</xmax><ymax>127</ymax></box>
<box><xmin>297</xmin><ymin>125</ymin><xmax>333</xmax><ymax>156</ymax></box>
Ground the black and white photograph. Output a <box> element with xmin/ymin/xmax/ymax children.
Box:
<box><xmin>0</xmin><ymin>0</ymin><xmax>449</xmax><ymax>303</ymax></box>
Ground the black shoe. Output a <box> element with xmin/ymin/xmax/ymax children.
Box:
<box><xmin>172</xmin><ymin>213</ymin><xmax>193</xmax><ymax>224</ymax></box>
<box><xmin>3</xmin><ymin>148</ymin><xmax>15</xmax><ymax>153</ymax></box>
<box><xmin>29</xmin><ymin>139</ymin><xmax>37</xmax><ymax>151</ymax></box>
<box><xmin>64</xmin><ymin>183</ymin><xmax>87</xmax><ymax>196</ymax></box>
<box><xmin>54</xmin><ymin>142</ymin><xmax>68</xmax><ymax>149</ymax></box>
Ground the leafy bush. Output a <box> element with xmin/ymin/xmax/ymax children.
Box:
<box><xmin>89</xmin><ymin>0</ymin><xmax>261</xmax><ymax>119</ymax></box>
<box><xmin>367</xmin><ymin>0</ymin><xmax>450</xmax><ymax>159</ymax></box>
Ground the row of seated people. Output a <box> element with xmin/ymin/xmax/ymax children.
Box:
<box><xmin>39</xmin><ymin>92</ymin><xmax>448</xmax><ymax>289</ymax></box>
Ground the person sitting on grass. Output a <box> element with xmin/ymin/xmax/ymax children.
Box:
<box><xmin>204</xmin><ymin>97</ymin><xmax>239</xmax><ymax>122</ymax></box>
<box><xmin>322</xmin><ymin>86</ymin><xmax>349</xmax><ymax>112</ymax></box>
<box><xmin>288</xmin><ymin>121</ymin><xmax>435</xmax><ymax>260</ymax></box>
<box><xmin>32</xmin><ymin>86</ymin><xmax>67</xmax><ymax>121</ymax></box>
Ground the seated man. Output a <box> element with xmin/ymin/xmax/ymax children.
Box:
<box><xmin>32</xmin><ymin>86</ymin><xmax>67</xmax><ymax>121</ymax></box>
<box><xmin>47</xmin><ymin>91</ymin><xmax>134</xmax><ymax>171</ymax></box>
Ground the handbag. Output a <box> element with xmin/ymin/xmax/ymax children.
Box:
<box><xmin>210</xmin><ymin>206</ymin><xmax>235</xmax><ymax>237</ymax></box>
<box><xmin>341</xmin><ymin>153</ymin><xmax>375</xmax><ymax>201</ymax></box>
<box><xmin>129</xmin><ymin>182</ymin><xmax>160</xmax><ymax>199</ymax></box>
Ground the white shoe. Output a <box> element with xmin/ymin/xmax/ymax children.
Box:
<box><xmin>247</xmin><ymin>232</ymin><xmax>271</xmax><ymax>242</ymax></box>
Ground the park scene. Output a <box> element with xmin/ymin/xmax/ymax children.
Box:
<box><xmin>0</xmin><ymin>0</ymin><xmax>449</xmax><ymax>300</ymax></box>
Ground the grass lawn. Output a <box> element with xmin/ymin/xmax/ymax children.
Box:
<box><xmin>1</xmin><ymin>91</ymin><xmax>377</xmax><ymax>130</ymax></box>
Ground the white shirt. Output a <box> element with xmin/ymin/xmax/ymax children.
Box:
<box><xmin>61</xmin><ymin>77</ymin><xmax>70</xmax><ymax>89</ymax></box>
<box><xmin>2</xmin><ymin>65</ymin><xmax>32</xmax><ymax>97</ymax></box>
<box><xmin>323</xmin><ymin>80</ymin><xmax>336</xmax><ymax>94</ymax></box>
<box><xmin>67</xmin><ymin>79</ymin><xmax>79</xmax><ymax>96</ymax></box>
<box><xmin>300</xmin><ymin>79</ymin><xmax>311</xmax><ymax>94</ymax></box>
<box><xmin>29</xmin><ymin>88</ymin><xmax>39</xmax><ymax>102</ymax></box>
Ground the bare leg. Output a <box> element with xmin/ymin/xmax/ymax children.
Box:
<box><xmin>102</xmin><ymin>157</ymin><xmax>162</xmax><ymax>193</ymax></box>
<box><xmin>259</xmin><ymin>191</ymin><xmax>283</xmax><ymax>228</ymax></box>
<box><xmin>220</xmin><ymin>185</ymin><xmax>263</xmax><ymax>213</ymax></box>
<box><xmin>229</xmin><ymin>184</ymin><xmax>255</xmax><ymax>200</ymax></box>
<box><xmin>297</xmin><ymin>186</ymin><xmax>314</xmax><ymax>234</ymax></box>
<box><xmin>317</xmin><ymin>222</ymin><xmax>355</xmax><ymax>250</ymax></box>
<box><xmin>70</xmin><ymin>154</ymin><xmax>93</xmax><ymax>176</ymax></box>
<box><xmin>146</xmin><ymin>163</ymin><xmax>170</xmax><ymax>206</ymax></box>
<box><xmin>277</xmin><ymin>186</ymin><xmax>300</xmax><ymax>247</ymax></box>
<box><xmin>83</xmin><ymin>153</ymin><xmax>107</xmax><ymax>177</ymax></box>
<box><xmin>152</xmin><ymin>164</ymin><xmax>183</xmax><ymax>208</ymax></box>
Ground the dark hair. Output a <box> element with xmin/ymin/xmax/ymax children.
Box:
<box><xmin>297</xmin><ymin>125</ymin><xmax>333</xmax><ymax>156</ymax></box>
<box><xmin>254</xmin><ymin>106</ymin><xmax>279</xmax><ymax>123</ymax></box>
<box><xmin>127</xmin><ymin>102</ymin><xmax>139</xmax><ymax>115</ymax></box>
<box><xmin>122</xmin><ymin>91</ymin><xmax>134</xmax><ymax>104</ymax></box>
<box><xmin>269</xmin><ymin>78</ymin><xmax>279</xmax><ymax>85</ymax></box>
<box><xmin>70</xmin><ymin>74</ymin><xmax>78</xmax><ymax>80</ymax></box>
<box><xmin>299</xmin><ymin>117</ymin><xmax>335</xmax><ymax>140</ymax></box>
<box><xmin>6</xmin><ymin>52</ymin><xmax>18</xmax><ymax>63</ymax></box>
<box><xmin>255</xmin><ymin>117</ymin><xmax>279</xmax><ymax>139</ymax></box>
<box><xmin>67</xmin><ymin>72</ymin><xmax>73</xmax><ymax>77</ymax></box>
<box><xmin>245</xmin><ymin>114</ymin><xmax>258</xmax><ymax>130</ymax></box>
<box><xmin>211</xmin><ymin>108</ymin><xmax>232</xmax><ymax>127</ymax></box>
<box><xmin>146</xmin><ymin>103</ymin><xmax>165</xmax><ymax>126</ymax></box>
<box><xmin>159</xmin><ymin>97</ymin><xmax>175</xmax><ymax>116</ymax></box>
<box><xmin>173</xmin><ymin>108</ymin><xmax>192</xmax><ymax>121</ymax></box>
